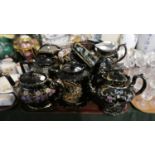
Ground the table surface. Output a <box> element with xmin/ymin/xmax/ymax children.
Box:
<box><xmin>0</xmin><ymin>103</ymin><xmax>155</xmax><ymax>121</ymax></box>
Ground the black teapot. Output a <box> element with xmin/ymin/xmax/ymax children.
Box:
<box><xmin>89</xmin><ymin>72</ymin><xmax>147</xmax><ymax>116</ymax></box>
<box><xmin>95</xmin><ymin>41</ymin><xmax>127</xmax><ymax>64</ymax></box>
<box><xmin>33</xmin><ymin>44</ymin><xmax>61</xmax><ymax>75</ymax></box>
<box><xmin>19</xmin><ymin>71</ymin><xmax>57</xmax><ymax>111</ymax></box>
<box><xmin>92</xmin><ymin>66</ymin><xmax>126</xmax><ymax>88</ymax></box>
<box><xmin>91</xmin><ymin>56</ymin><xmax>122</xmax><ymax>83</ymax></box>
<box><xmin>49</xmin><ymin>61</ymin><xmax>90</xmax><ymax>106</ymax></box>
<box><xmin>92</xmin><ymin>50</ymin><xmax>126</xmax><ymax>79</ymax></box>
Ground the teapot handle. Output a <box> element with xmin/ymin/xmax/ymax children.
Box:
<box><xmin>19</xmin><ymin>62</ymin><xmax>31</xmax><ymax>74</ymax></box>
<box><xmin>3</xmin><ymin>75</ymin><xmax>18</xmax><ymax>101</ymax></box>
<box><xmin>130</xmin><ymin>74</ymin><xmax>147</xmax><ymax>96</ymax></box>
<box><xmin>4</xmin><ymin>75</ymin><xmax>16</xmax><ymax>86</ymax></box>
<box><xmin>113</xmin><ymin>44</ymin><xmax>127</xmax><ymax>64</ymax></box>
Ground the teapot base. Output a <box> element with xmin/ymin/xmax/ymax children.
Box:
<box><xmin>21</xmin><ymin>102</ymin><xmax>54</xmax><ymax>112</ymax></box>
<box><xmin>102</xmin><ymin>103</ymin><xmax>129</xmax><ymax>116</ymax></box>
<box><xmin>92</xmin><ymin>96</ymin><xmax>129</xmax><ymax>116</ymax></box>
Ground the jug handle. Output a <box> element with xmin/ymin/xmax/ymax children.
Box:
<box><xmin>113</xmin><ymin>44</ymin><xmax>127</xmax><ymax>64</ymax></box>
<box><xmin>130</xmin><ymin>74</ymin><xmax>147</xmax><ymax>96</ymax></box>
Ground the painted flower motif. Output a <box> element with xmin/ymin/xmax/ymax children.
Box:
<box><xmin>40</xmin><ymin>95</ymin><xmax>46</xmax><ymax>101</ymax></box>
<box><xmin>35</xmin><ymin>96</ymin><xmax>41</xmax><ymax>103</ymax></box>
<box><xmin>107</xmin><ymin>96</ymin><xmax>113</xmax><ymax>103</ymax></box>
<box><xmin>44</xmin><ymin>94</ymin><xmax>48</xmax><ymax>99</ymax></box>
<box><xmin>26</xmin><ymin>96</ymin><xmax>32</xmax><ymax>103</ymax></box>
<box><xmin>45</xmin><ymin>88</ymin><xmax>51</xmax><ymax>93</ymax></box>
<box><xmin>23</xmin><ymin>91</ymin><xmax>29</xmax><ymax>96</ymax></box>
<box><xmin>48</xmin><ymin>89</ymin><xmax>56</xmax><ymax>96</ymax></box>
<box><xmin>36</xmin><ymin>91</ymin><xmax>41</xmax><ymax>96</ymax></box>
<box><xmin>21</xmin><ymin>96</ymin><xmax>27</xmax><ymax>101</ymax></box>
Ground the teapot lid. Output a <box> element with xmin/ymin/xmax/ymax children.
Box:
<box><xmin>106</xmin><ymin>71</ymin><xmax>130</xmax><ymax>86</ymax></box>
<box><xmin>39</xmin><ymin>44</ymin><xmax>61</xmax><ymax>55</ymax></box>
<box><xmin>62</xmin><ymin>62</ymin><xmax>85</xmax><ymax>74</ymax></box>
<box><xmin>95</xmin><ymin>41</ymin><xmax>118</xmax><ymax>52</ymax></box>
<box><xmin>20</xmin><ymin>72</ymin><xmax>47</xmax><ymax>87</ymax></box>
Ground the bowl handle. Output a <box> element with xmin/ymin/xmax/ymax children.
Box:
<box><xmin>113</xmin><ymin>44</ymin><xmax>127</xmax><ymax>64</ymax></box>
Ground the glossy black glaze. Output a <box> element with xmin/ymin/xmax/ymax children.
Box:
<box><xmin>89</xmin><ymin>73</ymin><xmax>147</xmax><ymax>116</ymax></box>
<box><xmin>33</xmin><ymin>44</ymin><xmax>61</xmax><ymax>75</ymax></box>
<box><xmin>19</xmin><ymin>72</ymin><xmax>58</xmax><ymax>110</ymax></box>
<box><xmin>95</xmin><ymin>42</ymin><xmax>127</xmax><ymax>64</ymax></box>
<box><xmin>49</xmin><ymin>61</ymin><xmax>90</xmax><ymax>106</ymax></box>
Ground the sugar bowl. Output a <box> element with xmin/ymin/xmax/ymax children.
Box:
<box><xmin>95</xmin><ymin>41</ymin><xmax>127</xmax><ymax>64</ymax></box>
